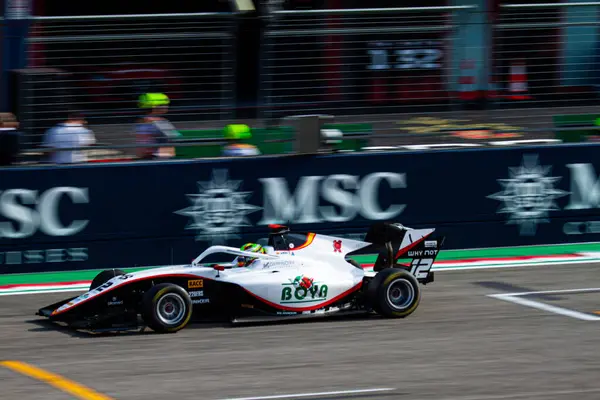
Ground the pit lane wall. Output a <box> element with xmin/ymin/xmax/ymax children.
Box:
<box><xmin>2</xmin><ymin>143</ymin><xmax>600</xmax><ymax>274</ymax></box>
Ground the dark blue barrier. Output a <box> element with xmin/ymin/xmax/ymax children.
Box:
<box><xmin>3</xmin><ymin>143</ymin><xmax>600</xmax><ymax>274</ymax></box>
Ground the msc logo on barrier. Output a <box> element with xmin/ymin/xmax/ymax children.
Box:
<box><xmin>0</xmin><ymin>186</ymin><xmax>90</xmax><ymax>266</ymax></box>
<box><xmin>175</xmin><ymin>169</ymin><xmax>408</xmax><ymax>244</ymax></box>
<box><xmin>488</xmin><ymin>154</ymin><xmax>569</xmax><ymax>236</ymax></box>
<box><xmin>175</xmin><ymin>169</ymin><xmax>262</xmax><ymax>244</ymax></box>
<box><xmin>258</xmin><ymin>171</ymin><xmax>406</xmax><ymax>225</ymax></box>
<box><xmin>0</xmin><ymin>187</ymin><xmax>90</xmax><ymax>239</ymax></box>
<box><xmin>488</xmin><ymin>154</ymin><xmax>600</xmax><ymax>237</ymax></box>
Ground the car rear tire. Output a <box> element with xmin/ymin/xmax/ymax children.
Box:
<box><xmin>90</xmin><ymin>269</ymin><xmax>126</xmax><ymax>290</ymax></box>
<box><xmin>141</xmin><ymin>283</ymin><xmax>192</xmax><ymax>333</ymax></box>
<box><xmin>367</xmin><ymin>268</ymin><xmax>421</xmax><ymax>318</ymax></box>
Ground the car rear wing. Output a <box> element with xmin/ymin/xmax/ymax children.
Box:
<box><xmin>365</xmin><ymin>222</ymin><xmax>445</xmax><ymax>279</ymax></box>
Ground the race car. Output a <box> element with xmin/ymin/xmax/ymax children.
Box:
<box><xmin>37</xmin><ymin>222</ymin><xmax>445</xmax><ymax>334</ymax></box>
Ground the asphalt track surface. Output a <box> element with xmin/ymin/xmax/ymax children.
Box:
<box><xmin>2</xmin><ymin>263</ymin><xmax>600</xmax><ymax>400</ymax></box>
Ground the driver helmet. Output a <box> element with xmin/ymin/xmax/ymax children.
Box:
<box><xmin>237</xmin><ymin>243</ymin><xmax>266</xmax><ymax>267</ymax></box>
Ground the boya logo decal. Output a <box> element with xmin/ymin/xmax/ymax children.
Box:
<box><xmin>281</xmin><ymin>275</ymin><xmax>328</xmax><ymax>304</ymax></box>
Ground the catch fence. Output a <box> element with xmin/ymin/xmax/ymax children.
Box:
<box><xmin>487</xmin><ymin>2</ymin><xmax>600</xmax><ymax>128</ymax></box>
<box><xmin>259</xmin><ymin>5</ymin><xmax>479</xmax><ymax>121</ymax></box>
<box><xmin>259</xmin><ymin>2</ymin><xmax>600</xmax><ymax>139</ymax></box>
<box><xmin>6</xmin><ymin>3</ymin><xmax>600</xmax><ymax>164</ymax></box>
<box><xmin>16</xmin><ymin>12</ymin><xmax>237</xmax><ymax>150</ymax></box>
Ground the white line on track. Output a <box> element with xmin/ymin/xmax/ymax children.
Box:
<box><xmin>433</xmin><ymin>258</ymin><xmax>600</xmax><ymax>271</ymax></box>
<box><xmin>219</xmin><ymin>388</ymin><xmax>396</xmax><ymax>400</ymax></box>
<box><xmin>488</xmin><ymin>289</ymin><xmax>600</xmax><ymax>321</ymax></box>
<box><xmin>491</xmin><ymin>287</ymin><xmax>600</xmax><ymax>297</ymax></box>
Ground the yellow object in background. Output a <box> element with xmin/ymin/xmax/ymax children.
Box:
<box><xmin>138</xmin><ymin>93</ymin><xmax>170</xmax><ymax>109</ymax></box>
<box><xmin>224</xmin><ymin>124</ymin><xmax>251</xmax><ymax>140</ymax></box>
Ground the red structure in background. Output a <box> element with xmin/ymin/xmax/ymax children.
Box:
<box><xmin>505</xmin><ymin>60</ymin><xmax>532</xmax><ymax>100</ymax></box>
<box><xmin>27</xmin><ymin>0</ymin><xmax>45</xmax><ymax>67</ymax></box>
<box><xmin>458</xmin><ymin>59</ymin><xmax>478</xmax><ymax>101</ymax></box>
<box><xmin>488</xmin><ymin>0</ymin><xmax>560</xmax><ymax>100</ymax></box>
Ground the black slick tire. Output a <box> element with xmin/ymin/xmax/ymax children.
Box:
<box><xmin>366</xmin><ymin>268</ymin><xmax>421</xmax><ymax>318</ymax></box>
<box><xmin>141</xmin><ymin>283</ymin><xmax>192</xmax><ymax>333</ymax></box>
<box><xmin>90</xmin><ymin>269</ymin><xmax>126</xmax><ymax>290</ymax></box>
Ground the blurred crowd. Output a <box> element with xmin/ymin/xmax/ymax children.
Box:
<box><xmin>0</xmin><ymin>92</ymin><xmax>261</xmax><ymax>167</ymax></box>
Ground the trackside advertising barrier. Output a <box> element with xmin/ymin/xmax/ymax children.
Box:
<box><xmin>2</xmin><ymin>143</ymin><xmax>600</xmax><ymax>274</ymax></box>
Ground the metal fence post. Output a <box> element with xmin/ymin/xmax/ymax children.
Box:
<box><xmin>2</xmin><ymin>0</ymin><xmax>32</xmax><ymax>112</ymax></box>
<box><xmin>225</xmin><ymin>13</ymin><xmax>239</xmax><ymax>121</ymax></box>
<box><xmin>258</xmin><ymin>6</ymin><xmax>277</xmax><ymax>125</ymax></box>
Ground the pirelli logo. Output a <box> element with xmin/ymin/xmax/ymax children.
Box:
<box><xmin>188</xmin><ymin>279</ymin><xmax>204</xmax><ymax>289</ymax></box>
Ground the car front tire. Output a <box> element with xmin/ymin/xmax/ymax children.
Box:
<box><xmin>141</xmin><ymin>283</ymin><xmax>192</xmax><ymax>333</ymax></box>
<box><xmin>90</xmin><ymin>269</ymin><xmax>126</xmax><ymax>290</ymax></box>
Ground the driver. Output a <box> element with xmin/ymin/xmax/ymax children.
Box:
<box><xmin>236</xmin><ymin>243</ymin><xmax>266</xmax><ymax>267</ymax></box>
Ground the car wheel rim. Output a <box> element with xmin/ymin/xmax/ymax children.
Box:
<box><xmin>386</xmin><ymin>278</ymin><xmax>414</xmax><ymax>311</ymax></box>
<box><xmin>157</xmin><ymin>293</ymin><xmax>186</xmax><ymax>326</ymax></box>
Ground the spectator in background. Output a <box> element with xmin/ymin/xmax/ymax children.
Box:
<box><xmin>222</xmin><ymin>124</ymin><xmax>260</xmax><ymax>157</ymax></box>
<box><xmin>0</xmin><ymin>113</ymin><xmax>22</xmax><ymax>166</ymax></box>
<box><xmin>42</xmin><ymin>112</ymin><xmax>96</xmax><ymax>164</ymax></box>
<box><xmin>135</xmin><ymin>93</ymin><xmax>181</xmax><ymax>160</ymax></box>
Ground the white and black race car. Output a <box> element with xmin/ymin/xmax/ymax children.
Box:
<box><xmin>37</xmin><ymin>222</ymin><xmax>445</xmax><ymax>333</ymax></box>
